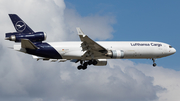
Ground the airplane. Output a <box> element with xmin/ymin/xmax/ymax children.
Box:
<box><xmin>5</xmin><ymin>14</ymin><xmax>176</xmax><ymax>70</ymax></box>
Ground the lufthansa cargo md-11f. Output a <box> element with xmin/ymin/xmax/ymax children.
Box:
<box><xmin>5</xmin><ymin>14</ymin><xmax>176</xmax><ymax>70</ymax></box>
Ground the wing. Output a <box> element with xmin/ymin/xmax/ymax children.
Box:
<box><xmin>76</xmin><ymin>27</ymin><xmax>108</xmax><ymax>60</ymax></box>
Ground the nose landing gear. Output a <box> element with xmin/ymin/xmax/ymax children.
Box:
<box><xmin>152</xmin><ymin>58</ymin><xmax>157</xmax><ymax>67</ymax></box>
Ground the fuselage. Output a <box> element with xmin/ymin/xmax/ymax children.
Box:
<box><xmin>7</xmin><ymin>14</ymin><xmax>176</xmax><ymax>69</ymax></box>
<box><xmin>14</xmin><ymin>41</ymin><xmax>176</xmax><ymax>60</ymax></box>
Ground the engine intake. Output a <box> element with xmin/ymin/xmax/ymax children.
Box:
<box><xmin>106</xmin><ymin>50</ymin><xmax>124</xmax><ymax>58</ymax></box>
<box><xmin>5</xmin><ymin>32</ymin><xmax>47</xmax><ymax>42</ymax></box>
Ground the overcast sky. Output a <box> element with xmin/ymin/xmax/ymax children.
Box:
<box><xmin>0</xmin><ymin>0</ymin><xmax>179</xmax><ymax>101</ymax></box>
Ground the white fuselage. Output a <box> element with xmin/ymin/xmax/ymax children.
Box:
<box><xmin>7</xmin><ymin>15</ymin><xmax>176</xmax><ymax>68</ymax></box>
<box><xmin>46</xmin><ymin>41</ymin><xmax>176</xmax><ymax>60</ymax></box>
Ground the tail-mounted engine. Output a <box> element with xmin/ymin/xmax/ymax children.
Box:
<box><xmin>5</xmin><ymin>32</ymin><xmax>47</xmax><ymax>42</ymax></box>
<box><xmin>106</xmin><ymin>50</ymin><xmax>124</xmax><ymax>58</ymax></box>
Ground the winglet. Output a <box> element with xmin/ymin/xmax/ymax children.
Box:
<box><xmin>76</xmin><ymin>27</ymin><xmax>107</xmax><ymax>53</ymax></box>
<box><xmin>76</xmin><ymin>27</ymin><xmax>85</xmax><ymax>36</ymax></box>
<box><xmin>76</xmin><ymin>27</ymin><xmax>86</xmax><ymax>41</ymax></box>
<box><xmin>21</xmin><ymin>39</ymin><xmax>38</xmax><ymax>49</ymax></box>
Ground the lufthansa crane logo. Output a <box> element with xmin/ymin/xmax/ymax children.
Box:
<box><xmin>15</xmin><ymin>21</ymin><xmax>26</xmax><ymax>32</ymax></box>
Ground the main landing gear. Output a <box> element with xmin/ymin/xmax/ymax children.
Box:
<box><xmin>152</xmin><ymin>58</ymin><xmax>157</xmax><ymax>67</ymax></box>
<box><xmin>77</xmin><ymin>60</ymin><xmax>97</xmax><ymax>70</ymax></box>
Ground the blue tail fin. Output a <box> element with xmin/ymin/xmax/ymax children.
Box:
<box><xmin>9</xmin><ymin>14</ymin><xmax>34</xmax><ymax>33</ymax></box>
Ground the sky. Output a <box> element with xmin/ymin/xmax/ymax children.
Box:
<box><xmin>0</xmin><ymin>0</ymin><xmax>179</xmax><ymax>101</ymax></box>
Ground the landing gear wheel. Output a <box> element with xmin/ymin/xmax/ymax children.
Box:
<box><xmin>88</xmin><ymin>60</ymin><xmax>93</xmax><ymax>65</ymax></box>
<box><xmin>153</xmin><ymin>63</ymin><xmax>156</xmax><ymax>67</ymax></box>
<box><xmin>82</xmin><ymin>62</ymin><xmax>88</xmax><ymax>70</ymax></box>
<box><xmin>77</xmin><ymin>65</ymin><xmax>82</xmax><ymax>70</ymax></box>
<box><xmin>84</xmin><ymin>62</ymin><xmax>88</xmax><ymax>66</ymax></box>
<box><xmin>82</xmin><ymin>66</ymin><xmax>87</xmax><ymax>70</ymax></box>
<box><xmin>77</xmin><ymin>62</ymin><xmax>88</xmax><ymax>70</ymax></box>
<box><xmin>92</xmin><ymin>60</ymin><xmax>97</xmax><ymax>65</ymax></box>
<box><xmin>152</xmin><ymin>58</ymin><xmax>157</xmax><ymax>67</ymax></box>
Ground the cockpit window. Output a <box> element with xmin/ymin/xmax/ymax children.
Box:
<box><xmin>169</xmin><ymin>46</ymin><xmax>173</xmax><ymax>48</ymax></box>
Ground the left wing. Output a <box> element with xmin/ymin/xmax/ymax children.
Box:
<box><xmin>76</xmin><ymin>27</ymin><xmax>108</xmax><ymax>60</ymax></box>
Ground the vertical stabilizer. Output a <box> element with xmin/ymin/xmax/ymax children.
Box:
<box><xmin>9</xmin><ymin>14</ymin><xmax>34</xmax><ymax>33</ymax></box>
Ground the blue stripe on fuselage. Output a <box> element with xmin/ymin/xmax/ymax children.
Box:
<box><xmin>26</xmin><ymin>42</ymin><xmax>62</xmax><ymax>59</ymax></box>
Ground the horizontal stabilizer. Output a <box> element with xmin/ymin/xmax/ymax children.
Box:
<box><xmin>32</xmin><ymin>55</ymin><xmax>67</xmax><ymax>62</ymax></box>
<box><xmin>21</xmin><ymin>39</ymin><xmax>38</xmax><ymax>49</ymax></box>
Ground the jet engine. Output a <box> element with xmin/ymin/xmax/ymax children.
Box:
<box><xmin>94</xmin><ymin>59</ymin><xmax>107</xmax><ymax>66</ymax></box>
<box><xmin>5</xmin><ymin>32</ymin><xmax>47</xmax><ymax>42</ymax></box>
<box><xmin>106</xmin><ymin>50</ymin><xmax>124</xmax><ymax>58</ymax></box>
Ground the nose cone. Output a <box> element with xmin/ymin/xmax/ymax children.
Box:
<box><xmin>171</xmin><ymin>48</ymin><xmax>176</xmax><ymax>54</ymax></box>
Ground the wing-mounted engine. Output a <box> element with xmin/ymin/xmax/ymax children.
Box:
<box><xmin>94</xmin><ymin>59</ymin><xmax>107</xmax><ymax>66</ymax></box>
<box><xmin>5</xmin><ymin>32</ymin><xmax>47</xmax><ymax>42</ymax></box>
<box><xmin>106</xmin><ymin>50</ymin><xmax>124</xmax><ymax>58</ymax></box>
